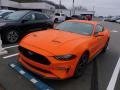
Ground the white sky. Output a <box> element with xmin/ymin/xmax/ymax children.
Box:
<box><xmin>49</xmin><ymin>0</ymin><xmax>120</xmax><ymax>16</ymax></box>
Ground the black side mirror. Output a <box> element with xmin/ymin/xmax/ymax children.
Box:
<box><xmin>21</xmin><ymin>19</ymin><xmax>29</xmax><ymax>23</ymax></box>
<box><xmin>94</xmin><ymin>32</ymin><xmax>104</xmax><ymax>37</ymax></box>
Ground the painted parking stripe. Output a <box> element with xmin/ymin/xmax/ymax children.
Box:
<box><xmin>19</xmin><ymin>70</ymin><xmax>25</xmax><ymax>75</ymax></box>
<box><xmin>3</xmin><ymin>53</ymin><xmax>19</xmax><ymax>59</ymax></box>
<box><xmin>111</xmin><ymin>30</ymin><xmax>119</xmax><ymax>33</ymax></box>
<box><xmin>10</xmin><ymin>64</ymin><xmax>16</xmax><ymax>68</ymax></box>
<box><xmin>9</xmin><ymin>63</ymin><xmax>54</xmax><ymax>90</ymax></box>
<box><xmin>107</xmin><ymin>57</ymin><xmax>120</xmax><ymax>90</ymax></box>
<box><xmin>3</xmin><ymin>45</ymin><xmax>18</xmax><ymax>49</ymax></box>
<box><xmin>30</xmin><ymin>78</ymin><xmax>38</xmax><ymax>84</ymax></box>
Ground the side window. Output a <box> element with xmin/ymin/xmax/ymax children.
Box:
<box><xmin>95</xmin><ymin>25</ymin><xmax>104</xmax><ymax>33</ymax></box>
<box><xmin>55</xmin><ymin>13</ymin><xmax>60</xmax><ymax>16</ymax></box>
<box><xmin>23</xmin><ymin>13</ymin><xmax>35</xmax><ymax>21</ymax></box>
<box><xmin>61</xmin><ymin>14</ymin><xmax>65</xmax><ymax>16</ymax></box>
<box><xmin>35</xmin><ymin>13</ymin><xmax>48</xmax><ymax>20</ymax></box>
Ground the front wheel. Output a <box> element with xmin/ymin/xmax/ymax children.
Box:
<box><xmin>73</xmin><ymin>52</ymin><xmax>89</xmax><ymax>78</ymax></box>
<box><xmin>102</xmin><ymin>39</ymin><xmax>109</xmax><ymax>53</ymax></box>
<box><xmin>2</xmin><ymin>30</ymin><xmax>20</xmax><ymax>43</ymax></box>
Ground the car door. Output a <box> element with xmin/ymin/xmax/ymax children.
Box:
<box><xmin>21</xmin><ymin>12</ymin><xmax>49</xmax><ymax>32</ymax></box>
<box><xmin>54</xmin><ymin>13</ymin><xmax>60</xmax><ymax>21</ymax></box>
<box><xmin>95</xmin><ymin>25</ymin><xmax>106</xmax><ymax>50</ymax></box>
<box><xmin>34</xmin><ymin>12</ymin><xmax>52</xmax><ymax>29</ymax></box>
<box><xmin>21</xmin><ymin>12</ymin><xmax>38</xmax><ymax>32</ymax></box>
<box><xmin>61</xmin><ymin>14</ymin><xmax>66</xmax><ymax>21</ymax></box>
<box><xmin>89</xmin><ymin>25</ymin><xmax>105</xmax><ymax>59</ymax></box>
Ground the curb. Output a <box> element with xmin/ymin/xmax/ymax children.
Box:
<box><xmin>9</xmin><ymin>63</ymin><xmax>54</xmax><ymax>90</ymax></box>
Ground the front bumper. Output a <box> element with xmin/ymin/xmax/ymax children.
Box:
<box><xmin>19</xmin><ymin>54</ymin><xmax>77</xmax><ymax>79</ymax></box>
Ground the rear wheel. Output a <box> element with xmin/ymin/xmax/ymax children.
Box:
<box><xmin>54</xmin><ymin>18</ymin><xmax>58</xmax><ymax>23</ymax></box>
<box><xmin>73</xmin><ymin>52</ymin><xmax>89</xmax><ymax>78</ymax></box>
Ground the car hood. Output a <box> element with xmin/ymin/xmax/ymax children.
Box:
<box><xmin>20</xmin><ymin>30</ymin><xmax>91</xmax><ymax>55</ymax></box>
<box><xmin>0</xmin><ymin>19</ymin><xmax>17</xmax><ymax>26</ymax></box>
<box><xmin>0</xmin><ymin>19</ymin><xmax>18</xmax><ymax>23</ymax></box>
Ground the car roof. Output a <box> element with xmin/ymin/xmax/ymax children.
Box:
<box><xmin>66</xmin><ymin>20</ymin><xmax>99</xmax><ymax>25</ymax></box>
<box><xmin>15</xmin><ymin>10</ymin><xmax>31</xmax><ymax>13</ymax></box>
<box><xmin>16</xmin><ymin>10</ymin><xmax>43</xmax><ymax>14</ymax></box>
<box><xmin>0</xmin><ymin>10</ymin><xmax>15</xmax><ymax>13</ymax></box>
<box><xmin>12</xmin><ymin>10</ymin><xmax>32</xmax><ymax>15</ymax></box>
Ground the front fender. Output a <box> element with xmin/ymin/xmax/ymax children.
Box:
<box><xmin>72</xmin><ymin>43</ymin><xmax>90</xmax><ymax>59</ymax></box>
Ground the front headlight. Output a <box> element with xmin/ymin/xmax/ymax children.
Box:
<box><xmin>54</xmin><ymin>54</ymin><xmax>76</xmax><ymax>60</ymax></box>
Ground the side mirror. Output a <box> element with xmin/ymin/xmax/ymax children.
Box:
<box><xmin>94</xmin><ymin>32</ymin><xmax>104</xmax><ymax>37</ymax></box>
<box><xmin>21</xmin><ymin>19</ymin><xmax>29</xmax><ymax>23</ymax></box>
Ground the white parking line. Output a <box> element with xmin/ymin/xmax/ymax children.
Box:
<box><xmin>3</xmin><ymin>53</ymin><xmax>19</xmax><ymax>59</ymax></box>
<box><xmin>30</xmin><ymin>78</ymin><xmax>38</xmax><ymax>84</ymax></box>
<box><xmin>19</xmin><ymin>70</ymin><xmax>25</xmax><ymax>75</ymax></box>
<box><xmin>10</xmin><ymin>64</ymin><xmax>16</xmax><ymax>68</ymax></box>
<box><xmin>107</xmin><ymin>57</ymin><xmax>120</xmax><ymax>90</ymax></box>
<box><xmin>3</xmin><ymin>45</ymin><xmax>18</xmax><ymax>49</ymax></box>
<box><xmin>111</xmin><ymin>30</ymin><xmax>119</xmax><ymax>33</ymax></box>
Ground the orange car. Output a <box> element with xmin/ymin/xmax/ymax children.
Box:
<box><xmin>18</xmin><ymin>20</ymin><xmax>110</xmax><ymax>79</ymax></box>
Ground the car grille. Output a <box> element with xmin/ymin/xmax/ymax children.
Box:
<box><xmin>18</xmin><ymin>46</ymin><xmax>51</xmax><ymax>65</ymax></box>
<box><xmin>23</xmin><ymin>60</ymin><xmax>52</xmax><ymax>74</ymax></box>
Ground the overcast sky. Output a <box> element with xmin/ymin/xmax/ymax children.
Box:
<box><xmin>49</xmin><ymin>0</ymin><xmax>120</xmax><ymax>16</ymax></box>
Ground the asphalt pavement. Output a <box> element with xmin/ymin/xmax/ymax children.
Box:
<box><xmin>0</xmin><ymin>21</ymin><xmax>120</xmax><ymax>90</ymax></box>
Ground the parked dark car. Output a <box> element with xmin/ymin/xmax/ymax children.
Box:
<box><xmin>71</xmin><ymin>15</ymin><xmax>85</xmax><ymax>20</ymax></box>
<box><xmin>65</xmin><ymin>15</ymin><xmax>84</xmax><ymax>20</ymax></box>
<box><xmin>0</xmin><ymin>10</ymin><xmax>54</xmax><ymax>43</ymax></box>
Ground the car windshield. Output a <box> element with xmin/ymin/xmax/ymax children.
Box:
<box><xmin>0</xmin><ymin>12</ymin><xmax>12</xmax><ymax>18</ymax></box>
<box><xmin>0</xmin><ymin>12</ymin><xmax>4</xmax><ymax>15</ymax></box>
<box><xmin>3</xmin><ymin>11</ymin><xmax>27</xmax><ymax>21</ymax></box>
<box><xmin>55</xmin><ymin>21</ymin><xmax>93</xmax><ymax>35</ymax></box>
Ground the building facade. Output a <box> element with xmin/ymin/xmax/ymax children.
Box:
<box><xmin>0</xmin><ymin>0</ymin><xmax>55</xmax><ymax>15</ymax></box>
<box><xmin>56</xmin><ymin>9</ymin><xmax>95</xmax><ymax>17</ymax></box>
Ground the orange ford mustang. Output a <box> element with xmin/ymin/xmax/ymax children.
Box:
<box><xmin>18</xmin><ymin>20</ymin><xmax>110</xmax><ymax>79</ymax></box>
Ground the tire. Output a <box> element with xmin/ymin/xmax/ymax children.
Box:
<box><xmin>2</xmin><ymin>29</ymin><xmax>20</xmax><ymax>43</ymax></box>
<box><xmin>102</xmin><ymin>39</ymin><xmax>109</xmax><ymax>53</ymax></box>
<box><xmin>73</xmin><ymin>52</ymin><xmax>89</xmax><ymax>78</ymax></box>
<box><xmin>54</xmin><ymin>18</ymin><xmax>58</xmax><ymax>23</ymax></box>
<box><xmin>50</xmin><ymin>24</ymin><xmax>54</xmax><ymax>28</ymax></box>
<box><xmin>46</xmin><ymin>24</ymin><xmax>54</xmax><ymax>29</ymax></box>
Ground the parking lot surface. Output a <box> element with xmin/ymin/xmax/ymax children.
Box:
<box><xmin>0</xmin><ymin>21</ymin><xmax>120</xmax><ymax>90</ymax></box>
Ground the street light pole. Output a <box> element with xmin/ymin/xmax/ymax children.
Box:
<box><xmin>73</xmin><ymin>0</ymin><xmax>75</xmax><ymax>15</ymax></box>
<box><xmin>59</xmin><ymin>0</ymin><xmax>62</xmax><ymax>13</ymax></box>
<box><xmin>0</xmin><ymin>0</ymin><xmax>1</xmax><ymax>9</ymax></box>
